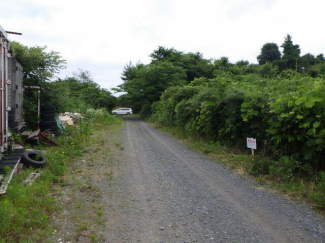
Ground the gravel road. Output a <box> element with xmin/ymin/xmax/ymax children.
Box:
<box><xmin>50</xmin><ymin>116</ymin><xmax>325</xmax><ymax>243</ymax></box>
<box><xmin>100</xmin><ymin>116</ymin><xmax>325</xmax><ymax>243</ymax></box>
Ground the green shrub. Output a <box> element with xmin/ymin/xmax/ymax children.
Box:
<box><xmin>151</xmin><ymin>75</ymin><xmax>325</xmax><ymax>174</ymax></box>
<box><xmin>249</xmin><ymin>158</ymin><xmax>275</xmax><ymax>176</ymax></box>
<box><xmin>139</xmin><ymin>103</ymin><xmax>152</xmax><ymax>118</ymax></box>
<box><xmin>317</xmin><ymin>171</ymin><xmax>325</xmax><ymax>192</ymax></box>
<box><xmin>269</xmin><ymin>156</ymin><xmax>298</xmax><ymax>182</ymax></box>
<box><xmin>308</xmin><ymin>192</ymin><xmax>325</xmax><ymax>211</ymax></box>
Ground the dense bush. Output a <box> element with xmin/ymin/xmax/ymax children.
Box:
<box><xmin>151</xmin><ymin>75</ymin><xmax>325</xmax><ymax>172</ymax></box>
<box><xmin>139</xmin><ymin>104</ymin><xmax>152</xmax><ymax>118</ymax></box>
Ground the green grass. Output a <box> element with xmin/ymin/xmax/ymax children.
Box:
<box><xmin>97</xmin><ymin>206</ymin><xmax>103</xmax><ymax>217</ymax></box>
<box><xmin>0</xmin><ymin>110</ymin><xmax>122</xmax><ymax>243</ymax></box>
<box><xmin>114</xmin><ymin>142</ymin><xmax>124</xmax><ymax>150</ymax></box>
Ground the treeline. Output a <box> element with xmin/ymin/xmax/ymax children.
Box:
<box><xmin>43</xmin><ymin>70</ymin><xmax>116</xmax><ymax>113</ymax></box>
<box><xmin>10</xmin><ymin>42</ymin><xmax>116</xmax><ymax>129</ymax></box>
<box><xmin>258</xmin><ymin>35</ymin><xmax>325</xmax><ymax>76</ymax></box>
<box><xmin>117</xmin><ymin>35</ymin><xmax>325</xmax><ymax>173</ymax></box>
<box><xmin>117</xmin><ymin>35</ymin><xmax>325</xmax><ymax>114</ymax></box>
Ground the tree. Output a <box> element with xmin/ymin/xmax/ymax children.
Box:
<box><xmin>236</xmin><ymin>60</ymin><xmax>250</xmax><ymax>67</ymax></box>
<box><xmin>316</xmin><ymin>54</ymin><xmax>325</xmax><ymax>63</ymax></box>
<box><xmin>281</xmin><ymin>34</ymin><xmax>301</xmax><ymax>70</ymax></box>
<box><xmin>259</xmin><ymin>62</ymin><xmax>279</xmax><ymax>78</ymax></box>
<box><xmin>257</xmin><ymin>43</ymin><xmax>281</xmax><ymax>65</ymax></box>
<box><xmin>143</xmin><ymin>62</ymin><xmax>186</xmax><ymax>102</ymax></box>
<box><xmin>180</xmin><ymin>52</ymin><xmax>214</xmax><ymax>81</ymax></box>
<box><xmin>10</xmin><ymin>42</ymin><xmax>66</xmax><ymax>129</ymax></box>
<box><xmin>10</xmin><ymin>42</ymin><xmax>66</xmax><ymax>86</ymax></box>
<box><xmin>44</xmin><ymin>70</ymin><xmax>116</xmax><ymax>112</ymax></box>
<box><xmin>150</xmin><ymin>47</ymin><xmax>213</xmax><ymax>82</ymax></box>
<box><xmin>117</xmin><ymin>61</ymin><xmax>187</xmax><ymax>113</ymax></box>
<box><xmin>300</xmin><ymin>53</ymin><xmax>316</xmax><ymax>72</ymax></box>
<box><xmin>214</xmin><ymin>57</ymin><xmax>231</xmax><ymax>70</ymax></box>
<box><xmin>120</xmin><ymin>62</ymin><xmax>145</xmax><ymax>83</ymax></box>
<box><xmin>149</xmin><ymin>46</ymin><xmax>183</xmax><ymax>63</ymax></box>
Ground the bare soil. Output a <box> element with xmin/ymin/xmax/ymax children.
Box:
<box><xmin>49</xmin><ymin>117</ymin><xmax>325</xmax><ymax>243</ymax></box>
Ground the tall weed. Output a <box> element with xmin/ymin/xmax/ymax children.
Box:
<box><xmin>269</xmin><ymin>156</ymin><xmax>297</xmax><ymax>182</ymax></box>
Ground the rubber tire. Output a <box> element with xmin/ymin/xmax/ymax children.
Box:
<box><xmin>21</xmin><ymin>150</ymin><xmax>47</xmax><ymax>168</ymax></box>
<box><xmin>40</xmin><ymin>121</ymin><xmax>57</xmax><ymax>126</ymax></box>
<box><xmin>8</xmin><ymin>121</ymin><xmax>18</xmax><ymax>129</ymax></box>
<box><xmin>41</xmin><ymin>105</ymin><xmax>56</xmax><ymax>111</ymax></box>
<box><xmin>8</xmin><ymin>113</ymin><xmax>15</xmax><ymax>122</ymax></box>
<box><xmin>41</xmin><ymin>109</ymin><xmax>55</xmax><ymax>114</ymax></box>
<box><xmin>49</xmin><ymin>126</ymin><xmax>59</xmax><ymax>132</ymax></box>
<box><xmin>41</xmin><ymin>113</ymin><xmax>56</xmax><ymax>119</ymax></box>
<box><xmin>41</xmin><ymin>117</ymin><xmax>56</xmax><ymax>122</ymax></box>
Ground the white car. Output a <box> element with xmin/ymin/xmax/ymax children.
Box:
<box><xmin>112</xmin><ymin>108</ymin><xmax>133</xmax><ymax>115</ymax></box>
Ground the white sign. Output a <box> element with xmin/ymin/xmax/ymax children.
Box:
<box><xmin>247</xmin><ymin>138</ymin><xmax>257</xmax><ymax>150</ymax></box>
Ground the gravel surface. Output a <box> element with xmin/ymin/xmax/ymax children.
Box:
<box><xmin>50</xmin><ymin>116</ymin><xmax>325</xmax><ymax>243</ymax></box>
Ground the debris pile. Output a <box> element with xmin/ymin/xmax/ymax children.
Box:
<box><xmin>58</xmin><ymin>112</ymin><xmax>83</xmax><ymax>128</ymax></box>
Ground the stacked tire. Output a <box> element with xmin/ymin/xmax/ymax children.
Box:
<box><xmin>8</xmin><ymin>107</ymin><xmax>18</xmax><ymax>132</ymax></box>
<box><xmin>40</xmin><ymin>105</ymin><xmax>59</xmax><ymax>137</ymax></box>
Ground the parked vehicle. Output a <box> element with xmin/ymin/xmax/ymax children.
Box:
<box><xmin>112</xmin><ymin>108</ymin><xmax>133</xmax><ymax>115</ymax></box>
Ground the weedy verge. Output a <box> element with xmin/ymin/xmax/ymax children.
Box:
<box><xmin>0</xmin><ymin>110</ymin><xmax>121</xmax><ymax>243</ymax></box>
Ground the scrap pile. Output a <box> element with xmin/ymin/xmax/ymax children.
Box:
<box><xmin>58</xmin><ymin>112</ymin><xmax>83</xmax><ymax>128</ymax></box>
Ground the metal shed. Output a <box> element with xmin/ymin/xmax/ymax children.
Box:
<box><xmin>0</xmin><ymin>24</ymin><xmax>10</xmax><ymax>154</ymax></box>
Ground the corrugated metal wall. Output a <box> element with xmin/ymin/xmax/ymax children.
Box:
<box><xmin>0</xmin><ymin>36</ymin><xmax>8</xmax><ymax>152</ymax></box>
<box><xmin>8</xmin><ymin>57</ymin><xmax>24</xmax><ymax>131</ymax></box>
<box><xmin>0</xmin><ymin>26</ymin><xmax>9</xmax><ymax>153</ymax></box>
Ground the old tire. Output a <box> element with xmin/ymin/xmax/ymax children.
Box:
<box><xmin>21</xmin><ymin>150</ymin><xmax>47</xmax><ymax>168</ymax></box>
<box><xmin>40</xmin><ymin>121</ymin><xmax>57</xmax><ymax>126</ymax></box>
<box><xmin>41</xmin><ymin>110</ymin><xmax>55</xmax><ymax>114</ymax></box>
<box><xmin>41</xmin><ymin>105</ymin><xmax>55</xmax><ymax>111</ymax></box>
<box><xmin>41</xmin><ymin>113</ymin><xmax>56</xmax><ymax>119</ymax></box>
<box><xmin>8</xmin><ymin>113</ymin><xmax>15</xmax><ymax>122</ymax></box>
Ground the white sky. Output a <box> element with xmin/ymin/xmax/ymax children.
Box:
<box><xmin>1</xmin><ymin>0</ymin><xmax>324</xmax><ymax>94</ymax></box>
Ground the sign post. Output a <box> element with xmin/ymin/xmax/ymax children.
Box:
<box><xmin>247</xmin><ymin>138</ymin><xmax>256</xmax><ymax>156</ymax></box>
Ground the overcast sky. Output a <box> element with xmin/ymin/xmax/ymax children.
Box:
<box><xmin>1</xmin><ymin>0</ymin><xmax>324</xmax><ymax>94</ymax></box>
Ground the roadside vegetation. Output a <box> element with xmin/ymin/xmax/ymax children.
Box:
<box><xmin>0</xmin><ymin>42</ymin><xmax>121</xmax><ymax>242</ymax></box>
<box><xmin>0</xmin><ymin>109</ymin><xmax>121</xmax><ymax>243</ymax></box>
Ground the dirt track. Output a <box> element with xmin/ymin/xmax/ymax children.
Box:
<box><xmin>50</xmin><ymin>116</ymin><xmax>325</xmax><ymax>243</ymax></box>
